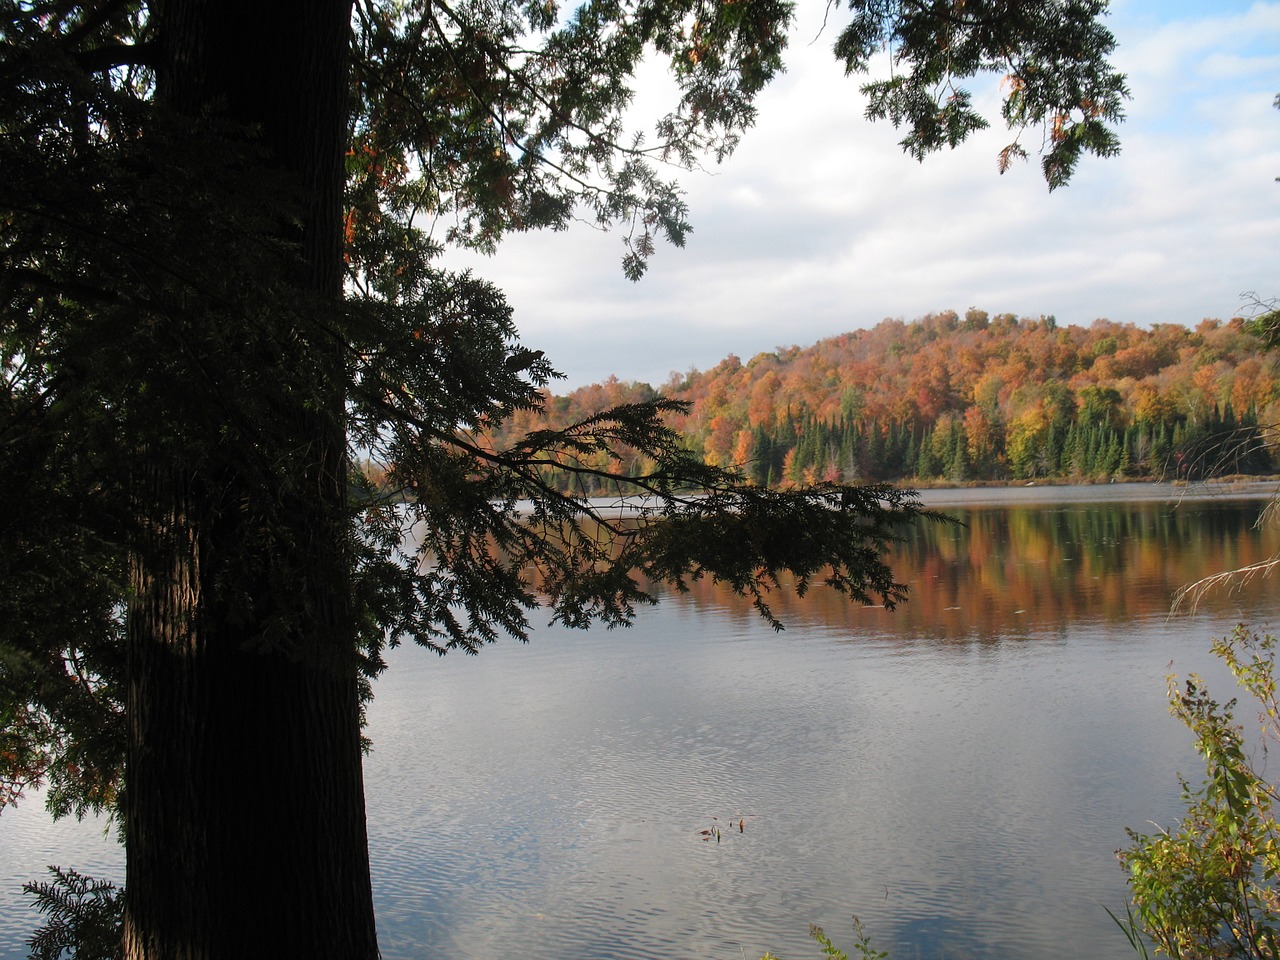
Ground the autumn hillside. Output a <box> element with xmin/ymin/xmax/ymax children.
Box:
<box><xmin>492</xmin><ymin>310</ymin><xmax>1280</xmax><ymax>488</ymax></box>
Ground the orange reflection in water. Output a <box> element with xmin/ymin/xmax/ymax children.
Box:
<box><xmin>669</xmin><ymin>498</ymin><xmax>1280</xmax><ymax>641</ymax></box>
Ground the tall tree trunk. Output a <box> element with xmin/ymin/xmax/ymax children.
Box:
<box><xmin>124</xmin><ymin>2</ymin><xmax>378</xmax><ymax>958</ymax></box>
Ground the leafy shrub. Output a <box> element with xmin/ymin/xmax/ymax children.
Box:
<box><xmin>1121</xmin><ymin>625</ymin><xmax>1280</xmax><ymax>958</ymax></box>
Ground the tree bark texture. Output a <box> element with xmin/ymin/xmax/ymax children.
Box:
<box><xmin>124</xmin><ymin>3</ymin><xmax>377</xmax><ymax>958</ymax></box>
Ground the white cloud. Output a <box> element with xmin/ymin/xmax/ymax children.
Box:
<box><xmin>447</xmin><ymin>1</ymin><xmax>1280</xmax><ymax>389</ymax></box>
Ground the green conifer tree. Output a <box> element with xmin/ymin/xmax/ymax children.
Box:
<box><xmin>0</xmin><ymin>2</ymin><xmax>1129</xmax><ymax>956</ymax></box>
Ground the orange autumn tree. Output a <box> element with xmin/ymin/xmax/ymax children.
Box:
<box><xmin>490</xmin><ymin>315</ymin><xmax>1280</xmax><ymax>487</ymax></box>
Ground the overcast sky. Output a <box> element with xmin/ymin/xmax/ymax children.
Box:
<box><xmin>444</xmin><ymin>0</ymin><xmax>1280</xmax><ymax>390</ymax></box>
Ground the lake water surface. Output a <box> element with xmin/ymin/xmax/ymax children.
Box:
<box><xmin>4</xmin><ymin>482</ymin><xmax>1280</xmax><ymax>960</ymax></box>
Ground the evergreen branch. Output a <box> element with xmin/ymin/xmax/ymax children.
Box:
<box><xmin>73</xmin><ymin>38</ymin><xmax>156</xmax><ymax>73</ymax></box>
<box><xmin>60</xmin><ymin>0</ymin><xmax>137</xmax><ymax>47</ymax></box>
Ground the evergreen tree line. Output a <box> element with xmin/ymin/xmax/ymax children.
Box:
<box><xmin>483</xmin><ymin>314</ymin><xmax>1280</xmax><ymax>494</ymax></box>
<box><xmin>739</xmin><ymin>403</ymin><xmax>1274</xmax><ymax>486</ymax></box>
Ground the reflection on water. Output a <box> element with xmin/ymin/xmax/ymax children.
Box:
<box><xmin>362</xmin><ymin>490</ymin><xmax>1280</xmax><ymax>960</ymax></box>
<box><xmin>362</xmin><ymin>607</ymin><xmax>1257</xmax><ymax>960</ymax></box>
<box><xmin>2</xmin><ymin>486</ymin><xmax>1279</xmax><ymax>960</ymax></box>
<box><xmin>699</xmin><ymin>493</ymin><xmax>1280</xmax><ymax>640</ymax></box>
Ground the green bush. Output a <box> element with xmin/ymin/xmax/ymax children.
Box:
<box><xmin>1120</xmin><ymin>625</ymin><xmax>1280</xmax><ymax>959</ymax></box>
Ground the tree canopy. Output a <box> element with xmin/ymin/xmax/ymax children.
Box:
<box><xmin>0</xmin><ymin>1</ymin><xmax>1126</xmax><ymax>957</ymax></box>
<box><xmin>490</xmin><ymin>313</ymin><xmax>1280</xmax><ymax>488</ymax></box>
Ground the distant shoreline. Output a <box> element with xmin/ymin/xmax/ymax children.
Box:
<box><xmin>909</xmin><ymin>476</ymin><xmax>1280</xmax><ymax>507</ymax></box>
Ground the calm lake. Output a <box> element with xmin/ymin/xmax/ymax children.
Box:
<box><xmin>4</xmin><ymin>482</ymin><xmax>1280</xmax><ymax>960</ymax></box>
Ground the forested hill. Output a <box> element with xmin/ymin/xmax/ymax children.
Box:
<box><xmin>493</xmin><ymin>310</ymin><xmax>1280</xmax><ymax>487</ymax></box>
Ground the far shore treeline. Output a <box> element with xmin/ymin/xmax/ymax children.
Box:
<box><xmin>385</xmin><ymin>310</ymin><xmax>1280</xmax><ymax>491</ymax></box>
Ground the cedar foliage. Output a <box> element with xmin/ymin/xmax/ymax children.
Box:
<box><xmin>1</xmin><ymin>0</ymin><xmax>1130</xmax><ymax>825</ymax></box>
<box><xmin>23</xmin><ymin>867</ymin><xmax>124</xmax><ymax>960</ymax></box>
<box><xmin>1</xmin><ymin>1</ymin><xmax>1128</xmax><ymax>956</ymax></box>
